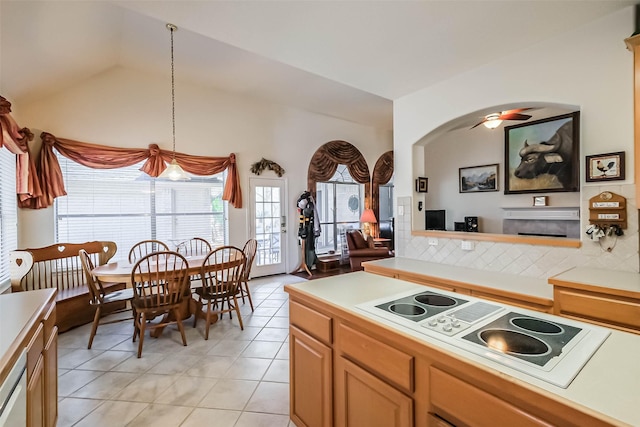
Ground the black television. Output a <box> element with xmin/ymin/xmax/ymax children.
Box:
<box><xmin>425</xmin><ymin>210</ymin><xmax>446</xmax><ymax>231</ymax></box>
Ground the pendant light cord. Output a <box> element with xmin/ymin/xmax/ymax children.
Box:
<box><xmin>169</xmin><ymin>23</ymin><xmax>177</xmax><ymax>160</ymax></box>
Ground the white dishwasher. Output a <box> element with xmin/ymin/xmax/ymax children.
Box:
<box><xmin>0</xmin><ymin>350</ymin><xmax>27</xmax><ymax>426</ymax></box>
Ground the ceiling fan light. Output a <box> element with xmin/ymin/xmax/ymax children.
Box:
<box><xmin>158</xmin><ymin>158</ymin><xmax>190</xmax><ymax>181</ymax></box>
<box><xmin>483</xmin><ymin>119</ymin><xmax>502</xmax><ymax>129</ymax></box>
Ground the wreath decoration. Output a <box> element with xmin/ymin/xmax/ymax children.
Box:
<box><xmin>250</xmin><ymin>158</ymin><xmax>285</xmax><ymax>177</ymax></box>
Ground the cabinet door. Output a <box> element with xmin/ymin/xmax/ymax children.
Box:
<box><xmin>27</xmin><ymin>355</ymin><xmax>45</xmax><ymax>427</ymax></box>
<box><xmin>290</xmin><ymin>326</ymin><xmax>333</xmax><ymax>427</ymax></box>
<box><xmin>336</xmin><ymin>357</ymin><xmax>413</xmax><ymax>427</ymax></box>
<box><xmin>429</xmin><ymin>367</ymin><xmax>552</xmax><ymax>427</ymax></box>
<box><xmin>44</xmin><ymin>327</ymin><xmax>58</xmax><ymax>427</ymax></box>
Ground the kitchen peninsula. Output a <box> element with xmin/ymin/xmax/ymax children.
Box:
<box><xmin>0</xmin><ymin>289</ymin><xmax>58</xmax><ymax>427</ymax></box>
<box><xmin>285</xmin><ymin>272</ymin><xmax>640</xmax><ymax>427</ymax></box>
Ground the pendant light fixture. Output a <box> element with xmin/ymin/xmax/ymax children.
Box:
<box><xmin>158</xmin><ymin>23</ymin><xmax>190</xmax><ymax>181</ymax></box>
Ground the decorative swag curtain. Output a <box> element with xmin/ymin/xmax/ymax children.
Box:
<box><xmin>307</xmin><ymin>140</ymin><xmax>371</xmax><ymax>200</ymax></box>
<box><xmin>0</xmin><ymin>96</ymin><xmax>41</xmax><ymax>203</ymax></box>
<box><xmin>21</xmin><ymin>132</ymin><xmax>242</xmax><ymax>209</ymax></box>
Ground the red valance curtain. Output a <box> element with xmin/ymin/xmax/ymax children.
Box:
<box><xmin>0</xmin><ymin>96</ymin><xmax>42</xmax><ymax>203</ymax></box>
<box><xmin>21</xmin><ymin>131</ymin><xmax>242</xmax><ymax>209</ymax></box>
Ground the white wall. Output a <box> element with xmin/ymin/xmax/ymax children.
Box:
<box><xmin>394</xmin><ymin>7</ymin><xmax>638</xmax><ymax>276</ymax></box>
<box><xmin>13</xmin><ymin>66</ymin><xmax>392</xmax><ymax>273</ymax></box>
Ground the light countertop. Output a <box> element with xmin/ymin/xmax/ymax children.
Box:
<box><xmin>286</xmin><ymin>272</ymin><xmax>640</xmax><ymax>427</ymax></box>
<box><xmin>0</xmin><ymin>289</ymin><xmax>56</xmax><ymax>384</ymax></box>
<box><xmin>365</xmin><ymin>257</ymin><xmax>553</xmax><ymax>300</ymax></box>
<box><xmin>550</xmin><ymin>267</ymin><xmax>640</xmax><ymax>296</ymax></box>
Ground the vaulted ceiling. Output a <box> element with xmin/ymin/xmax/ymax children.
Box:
<box><xmin>1</xmin><ymin>1</ymin><xmax>634</xmax><ymax>130</ymax></box>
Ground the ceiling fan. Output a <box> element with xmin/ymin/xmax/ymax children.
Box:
<box><xmin>470</xmin><ymin>108</ymin><xmax>533</xmax><ymax>129</ymax></box>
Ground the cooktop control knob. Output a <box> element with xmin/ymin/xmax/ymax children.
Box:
<box><xmin>437</xmin><ymin>316</ymin><xmax>446</xmax><ymax>323</ymax></box>
<box><xmin>451</xmin><ymin>318</ymin><xmax>460</xmax><ymax>327</ymax></box>
<box><xmin>428</xmin><ymin>318</ymin><xmax>438</xmax><ymax>327</ymax></box>
<box><xmin>443</xmin><ymin>323</ymin><xmax>453</xmax><ymax>332</ymax></box>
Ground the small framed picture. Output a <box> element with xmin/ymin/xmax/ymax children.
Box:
<box><xmin>459</xmin><ymin>164</ymin><xmax>498</xmax><ymax>193</ymax></box>
<box><xmin>533</xmin><ymin>196</ymin><xmax>548</xmax><ymax>206</ymax></box>
<box><xmin>415</xmin><ymin>177</ymin><xmax>428</xmax><ymax>193</ymax></box>
<box><xmin>585</xmin><ymin>151</ymin><xmax>625</xmax><ymax>182</ymax></box>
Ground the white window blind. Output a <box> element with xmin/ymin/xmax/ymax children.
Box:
<box><xmin>0</xmin><ymin>148</ymin><xmax>18</xmax><ymax>291</ymax></box>
<box><xmin>316</xmin><ymin>165</ymin><xmax>363</xmax><ymax>254</ymax></box>
<box><xmin>55</xmin><ymin>155</ymin><xmax>227</xmax><ymax>262</ymax></box>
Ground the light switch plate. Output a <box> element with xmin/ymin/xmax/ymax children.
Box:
<box><xmin>461</xmin><ymin>241</ymin><xmax>474</xmax><ymax>251</ymax></box>
<box><xmin>398</xmin><ymin>206</ymin><xmax>404</xmax><ymax>216</ymax></box>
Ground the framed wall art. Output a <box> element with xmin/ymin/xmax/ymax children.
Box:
<box><xmin>504</xmin><ymin>112</ymin><xmax>580</xmax><ymax>194</ymax></box>
<box><xmin>533</xmin><ymin>196</ymin><xmax>548</xmax><ymax>206</ymax></box>
<box><xmin>585</xmin><ymin>151</ymin><xmax>625</xmax><ymax>182</ymax></box>
<box><xmin>459</xmin><ymin>164</ymin><xmax>498</xmax><ymax>193</ymax></box>
<box><xmin>415</xmin><ymin>177</ymin><xmax>428</xmax><ymax>193</ymax></box>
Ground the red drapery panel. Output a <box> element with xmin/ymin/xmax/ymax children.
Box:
<box><xmin>0</xmin><ymin>95</ymin><xmax>42</xmax><ymax>203</ymax></box>
<box><xmin>21</xmin><ymin>131</ymin><xmax>242</xmax><ymax>209</ymax></box>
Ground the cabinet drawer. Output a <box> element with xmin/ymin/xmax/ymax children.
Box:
<box><xmin>290</xmin><ymin>300</ymin><xmax>333</xmax><ymax>345</ymax></box>
<box><xmin>27</xmin><ymin>323</ymin><xmax>44</xmax><ymax>381</ymax></box>
<box><xmin>43</xmin><ymin>303</ymin><xmax>56</xmax><ymax>339</ymax></box>
<box><xmin>429</xmin><ymin>367</ymin><xmax>552</xmax><ymax>427</ymax></box>
<box><xmin>338</xmin><ymin>323</ymin><xmax>414</xmax><ymax>393</ymax></box>
<box><xmin>555</xmin><ymin>287</ymin><xmax>640</xmax><ymax>331</ymax></box>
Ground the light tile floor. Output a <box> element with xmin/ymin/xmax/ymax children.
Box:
<box><xmin>56</xmin><ymin>274</ymin><xmax>307</xmax><ymax>427</ymax></box>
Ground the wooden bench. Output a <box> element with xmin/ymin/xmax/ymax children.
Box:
<box><xmin>10</xmin><ymin>241</ymin><xmax>126</xmax><ymax>332</ymax></box>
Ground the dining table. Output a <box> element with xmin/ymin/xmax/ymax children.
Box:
<box><xmin>92</xmin><ymin>253</ymin><xmax>213</xmax><ymax>337</ymax></box>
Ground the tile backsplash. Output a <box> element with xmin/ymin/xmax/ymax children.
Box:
<box><xmin>395</xmin><ymin>184</ymin><xmax>639</xmax><ymax>279</ymax></box>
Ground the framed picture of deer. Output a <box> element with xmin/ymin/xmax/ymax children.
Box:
<box><xmin>585</xmin><ymin>151</ymin><xmax>625</xmax><ymax>182</ymax></box>
<box><xmin>504</xmin><ymin>112</ymin><xmax>580</xmax><ymax>194</ymax></box>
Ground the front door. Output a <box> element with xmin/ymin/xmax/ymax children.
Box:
<box><xmin>249</xmin><ymin>177</ymin><xmax>287</xmax><ymax>276</ymax></box>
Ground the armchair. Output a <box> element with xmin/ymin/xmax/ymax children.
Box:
<box><xmin>345</xmin><ymin>230</ymin><xmax>393</xmax><ymax>271</ymax></box>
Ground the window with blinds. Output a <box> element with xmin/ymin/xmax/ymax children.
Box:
<box><xmin>0</xmin><ymin>148</ymin><xmax>18</xmax><ymax>291</ymax></box>
<box><xmin>55</xmin><ymin>155</ymin><xmax>228</xmax><ymax>262</ymax></box>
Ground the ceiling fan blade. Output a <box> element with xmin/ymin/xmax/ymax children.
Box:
<box><xmin>469</xmin><ymin>120</ymin><xmax>486</xmax><ymax>129</ymax></box>
<box><xmin>499</xmin><ymin>113</ymin><xmax>532</xmax><ymax>121</ymax></box>
<box><xmin>501</xmin><ymin>108</ymin><xmax>532</xmax><ymax>115</ymax></box>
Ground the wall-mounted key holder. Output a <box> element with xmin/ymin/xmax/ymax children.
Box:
<box><xmin>588</xmin><ymin>191</ymin><xmax>626</xmax><ymax>229</ymax></box>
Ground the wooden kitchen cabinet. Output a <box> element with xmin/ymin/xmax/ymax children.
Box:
<box><xmin>289</xmin><ymin>298</ymin><xmax>333</xmax><ymax>427</ymax></box>
<box><xmin>624</xmin><ymin>34</ymin><xmax>640</xmax><ymax>201</ymax></box>
<box><xmin>0</xmin><ymin>290</ymin><xmax>58</xmax><ymax>427</ymax></box>
<box><xmin>553</xmin><ymin>287</ymin><xmax>640</xmax><ymax>333</ymax></box>
<box><xmin>43</xmin><ymin>327</ymin><xmax>58</xmax><ymax>427</ymax></box>
<box><xmin>335</xmin><ymin>356</ymin><xmax>413</xmax><ymax>427</ymax></box>
<box><xmin>290</xmin><ymin>326</ymin><xmax>333</xmax><ymax>427</ymax></box>
<box><xmin>26</xmin><ymin>323</ymin><xmax>45</xmax><ymax>427</ymax></box>
<box><xmin>428</xmin><ymin>367</ymin><xmax>552</xmax><ymax>427</ymax></box>
<box><xmin>550</xmin><ymin>268</ymin><xmax>640</xmax><ymax>334</ymax></box>
<box><xmin>286</xmin><ymin>281</ymin><xmax>622</xmax><ymax>427</ymax></box>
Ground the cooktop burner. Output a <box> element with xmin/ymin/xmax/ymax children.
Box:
<box><xmin>375</xmin><ymin>290</ymin><xmax>468</xmax><ymax>322</ymax></box>
<box><xmin>461</xmin><ymin>312</ymin><xmax>581</xmax><ymax>367</ymax></box>
<box><xmin>356</xmin><ymin>287</ymin><xmax>610</xmax><ymax>388</ymax></box>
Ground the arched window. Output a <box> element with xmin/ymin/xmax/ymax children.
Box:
<box><xmin>315</xmin><ymin>165</ymin><xmax>364</xmax><ymax>253</ymax></box>
<box><xmin>307</xmin><ymin>141</ymin><xmax>370</xmax><ymax>254</ymax></box>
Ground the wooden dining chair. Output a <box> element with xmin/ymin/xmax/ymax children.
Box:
<box><xmin>238</xmin><ymin>238</ymin><xmax>257</xmax><ymax>311</ymax></box>
<box><xmin>192</xmin><ymin>246</ymin><xmax>246</xmax><ymax>340</ymax></box>
<box><xmin>128</xmin><ymin>239</ymin><xmax>170</xmax><ymax>263</ymax></box>
<box><xmin>130</xmin><ymin>251</ymin><xmax>190</xmax><ymax>358</ymax></box>
<box><xmin>176</xmin><ymin>237</ymin><xmax>212</xmax><ymax>257</ymax></box>
<box><xmin>79</xmin><ymin>249</ymin><xmax>134</xmax><ymax>349</ymax></box>
<box><xmin>176</xmin><ymin>237</ymin><xmax>213</xmax><ymax>287</ymax></box>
